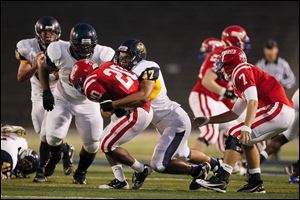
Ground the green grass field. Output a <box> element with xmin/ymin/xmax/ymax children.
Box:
<box><xmin>1</xmin><ymin>128</ymin><xmax>299</xmax><ymax>199</ymax></box>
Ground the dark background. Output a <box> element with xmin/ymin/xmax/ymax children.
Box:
<box><xmin>1</xmin><ymin>1</ymin><xmax>299</xmax><ymax>126</ymax></box>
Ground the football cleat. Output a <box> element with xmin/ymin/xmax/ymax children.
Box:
<box><xmin>98</xmin><ymin>178</ymin><xmax>129</xmax><ymax>189</ymax></box>
<box><xmin>189</xmin><ymin>178</ymin><xmax>202</xmax><ymax>190</ymax></box>
<box><xmin>237</xmin><ymin>182</ymin><xmax>266</xmax><ymax>193</ymax></box>
<box><xmin>288</xmin><ymin>175</ymin><xmax>299</xmax><ymax>184</ymax></box>
<box><xmin>132</xmin><ymin>164</ymin><xmax>152</xmax><ymax>189</ymax></box>
<box><xmin>189</xmin><ymin>162</ymin><xmax>211</xmax><ymax>190</ymax></box>
<box><xmin>196</xmin><ymin>175</ymin><xmax>227</xmax><ymax>193</ymax></box>
<box><xmin>196</xmin><ymin>162</ymin><xmax>211</xmax><ymax>179</ymax></box>
<box><xmin>33</xmin><ymin>168</ymin><xmax>47</xmax><ymax>183</ymax></box>
<box><xmin>62</xmin><ymin>143</ymin><xmax>75</xmax><ymax>175</ymax></box>
<box><xmin>73</xmin><ymin>169</ymin><xmax>87</xmax><ymax>184</ymax></box>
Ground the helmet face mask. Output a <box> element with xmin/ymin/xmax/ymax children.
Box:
<box><xmin>114</xmin><ymin>39</ymin><xmax>147</xmax><ymax>70</ymax></box>
<box><xmin>71</xmin><ymin>42</ymin><xmax>96</xmax><ymax>60</ymax></box>
<box><xmin>69</xmin><ymin>23</ymin><xmax>98</xmax><ymax>60</ymax></box>
<box><xmin>35</xmin><ymin>16</ymin><xmax>61</xmax><ymax>50</ymax></box>
<box><xmin>216</xmin><ymin>46</ymin><xmax>247</xmax><ymax>80</ymax></box>
<box><xmin>16</xmin><ymin>149</ymin><xmax>39</xmax><ymax>175</ymax></box>
<box><xmin>116</xmin><ymin>51</ymin><xmax>134</xmax><ymax>69</ymax></box>
<box><xmin>39</xmin><ymin>31</ymin><xmax>59</xmax><ymax>47</ymax></box>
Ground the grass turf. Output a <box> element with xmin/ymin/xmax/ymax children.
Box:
<box><xmin>1</xmin><ymin>128</ymin><xmax>299</xmax><ymax>199</ymax></box>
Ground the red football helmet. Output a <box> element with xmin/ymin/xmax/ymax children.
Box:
<box><xmin>217</xmin><ymin>46</ymin><xmax>247</xmax><ymax>79</ymax></box>
<box><xmin>69</xmin><ymin>59</ymin><xmax>97</xmax><ymax>94</ymax></box>
<box><xmin>221</xmin><ymin>25</ymin><xmax>250</xmax><ymax>50</ymax></box>
<box><xmin>200</xmin><ymin>37</ymin><xmax>225</xmax><ymax>53</ymax></box>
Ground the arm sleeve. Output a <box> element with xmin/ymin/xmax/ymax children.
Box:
<box><xmin>99</xmin><ymin>46</ymin><xmax>115</xmax><ymax>62</ymax></box>
<box><xmin>46</xmin><ymin>43</ymin><xmax>61</xmax><ymax>70</ymax></box>
<box><xmin>139</xmin><ymin>67</ymin><xmax>160</xmax><ymax>81</ymax></box>
<box><xmin>243</xmin><ymin>86</ymin><xmax>258</xmax><ymax>101</ymax></box>
<box><xmin>15</xmin><ymin>41</ymin><xmax>30</xmax><ymax>62</ymax></box>
<box><xmin>232</xmin><ymin>98</ymin><xmax>247</xmax><ymax>115</ymax></box>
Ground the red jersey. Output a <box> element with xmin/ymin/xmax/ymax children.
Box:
<box><xmin>191</xmin><ymin>47</ymin><xmax>234</xmax><ymax>108</ymax></box>
<box><xmin>83</xmin><ymin>61</ymin><xmax>151</xmax><ymax>111</ymax></box>
<box><xmin>232</xmin><ymin>63</ymin><xmax>293</xmax><ymax>108</ymax></box>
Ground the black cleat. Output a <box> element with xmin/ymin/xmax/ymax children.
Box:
<box><xmin>98</xmin><ymin>178</ymin><xmax>129</xmax><ymax>189</ymax></box>
<box><xmin>196</xmin><ymin>175</ymin><xmax>227</xmax><ymax>193</ymax></box>
<box><xmin>73</xmin><ymin>169</ymin><xmax>87</xmax><ymax>184</ymax></box>
<box><xmin>132</xmin><ymin>164</ymin><xmax>152</xmax><ymax>189</ymax></box>
<box><xmin>189</xmin><ymin>178</ymin><xmax>202</xmax><ymax>190</ymax></box>
<box><xmin>33</xmin><ymin>168</ymin><xmax>47</xmax><ymax>182</ymax></box>
<box><xmin>189</xmin><ymin>162</ymin><xmax>211</xmax><ymax>190</ymax></box>
<box><xmin>237</xmin><ymin>182</ymin><xmax>266</xmax><ymax>193</ymax></box>
<box><xmin>62</xmin><ymin>143</ymin><xmax>75</xmax><ymax>175</ymax></box>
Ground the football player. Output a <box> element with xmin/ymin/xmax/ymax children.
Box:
<box><xmin>101</xmin><ymin>39</ymin><xmax>219</xmax><ymax>190</ymax></box>
<box><xmin>15</xmin><ymin>16</ymin><xmax>75</xmax><ymax>181</ymax></box>
<box><xmin>198</xmin><ymin>37</ymin><xmax>224</xmax><ymax>65</ymax></box>
<box><xmin>1</xmin><ymin>124</ymin><xmax>39</xmax><ymax>179</ymax></box>
<box><xmin>189</xmin><ymin>25</ymin><xmax>251</xmax><ymax>173</ymax></box>
<box><xmin>193</xmin><ymin>46</ymin><xmax>294</xmax><ymax>193</ymax></box>
<box><xmin>70</xmin><ymin>59</ymin><xmax>153</xmax><ymax>189</ymax></box>
<box><xmin>36</xmin><ymin>23</ymin><xmax>115</xmax><ymax>184</ymax></box>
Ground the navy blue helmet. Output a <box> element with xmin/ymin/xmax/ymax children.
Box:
<box><xmin>114</xmin><ymin>39</ymin><xmax>147</xmax><ymax>69</ymax></box>
<box><xmin>16</xmin><ymin>149</ymin><xmax>39</xmax><ymax>175</ymax></box>
<box><xmin>69</xmin><ymin>23</ymin><xmax>98</xmax><ymax>60</ymax></box>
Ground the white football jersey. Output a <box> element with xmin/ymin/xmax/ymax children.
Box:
<box><xmin>46</xmin><ymin>40</ymin><xmax>115</xmax><ymax>102</ymax></box>
<box><xmin>16</xmin><ymin>38</ymin><xmax>59</xmax><ymax>102</ymax></box>
<box><xmin>131</xmin><ymin>60</ymin><xmax>180</xmax><ymax>113</ymax></box>
<box><xmin>1</xmin><ymin>133</ymin><xmax>28</xmax><ymax>171</ymax></box>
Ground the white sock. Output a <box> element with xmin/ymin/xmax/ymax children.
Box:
<box><xmin>221</xmin><ymin>163</ymin><xmax>233</xmax><ymax>174</ymax></box>
<box><xmin>248</xmin><ymin>168</ymin><xmax>261</xmax><ymax>174</ymax></box>
<box><xmin>260</xmin><ymin>150</ymin><xmax>268</xmax><ymax>160</ymax></box>
<box><xmin>112</xmin><ymin>164</ymin><xmax>126</xmax><ymax>182</ymax></box>
<box><xmin>131</xmin><ymin>159</ymin><xmax>144</xmax><ymax>173</ymax></box>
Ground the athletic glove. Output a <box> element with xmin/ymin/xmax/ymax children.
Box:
<box><xmin>42</xmin><ymin>89</ymin><xmax>55</xmax><ymax>111</ymax></box>
<box><xmin>223</xmin><ymin>90</ymin><xmax>237</xmax><ymax>100</ymax></box>
<box><xmin>100</xmin><ymin>100</ymin><xmax>114</xmax><ymax>112</ymax></box>
<box><xmin>114</xmin><ymin>109</ymin><xmax>129</xmax><ymax>118</ymax></box>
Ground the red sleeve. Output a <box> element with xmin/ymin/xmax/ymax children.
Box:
<box><xmin>83</xmin><ymin>74</ymin><xmax>107</xmax><ymax>102</ymax></box>
<box><xmin>233</xmin><ymin>67</ymin><xmax>256</xmax><ymax>93</ymax></box>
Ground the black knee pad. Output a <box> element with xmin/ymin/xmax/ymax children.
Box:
<box><xmin>225</xmin><ymin>135</ymin><xmax>243</xmax><ymax>153</ymax></box>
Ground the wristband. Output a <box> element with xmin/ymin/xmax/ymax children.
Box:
<box><xmin>240</xmin><ymin>125</ymin><xmax>252</xmax><ymax>133</ymax></box>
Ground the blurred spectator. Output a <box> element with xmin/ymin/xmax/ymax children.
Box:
<box><xmin>256</xmin><ymin>38</ymin><xmax>295</xmax><ymax>90</ymax></box>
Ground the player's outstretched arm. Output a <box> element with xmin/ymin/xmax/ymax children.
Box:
<box><xmin>192</xmin><ymin>110</ymin><xmax>238</xmax><ymax>128</ymax></box>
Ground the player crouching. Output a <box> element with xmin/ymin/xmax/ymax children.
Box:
<box><xmin>193</xmin><ymin>46</ymin><xmax>295</xmax><ymax>193</ymax></box>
